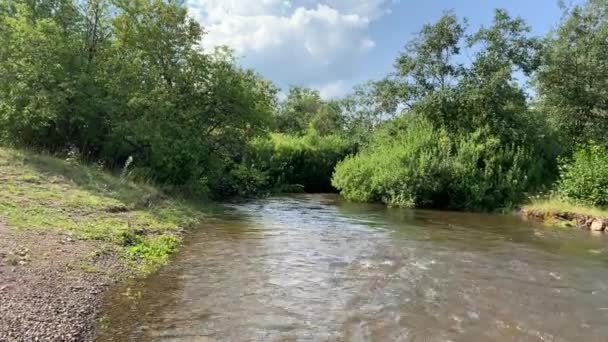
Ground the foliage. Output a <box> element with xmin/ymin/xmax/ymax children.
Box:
<box><xmin>333</xmin><ymin>119</ymin><xmax>540</xmax><ymax>211</ymax></box>
<box><xmin>536</xmin><ymin>0</ymin><xmax>608</xmax><ymax>147</ymax></box>
<box><xmin>0</xmin><ymin>0</ymin><xmax>277</xmax><ymax>198</ymax></box>
<box><xmin>394</xmin><ymin>12</ymin><xmax>465</xmax><ymax>99</ymax></box>
<box><xmin>1</xmin><ymin>0</ymin><xmax>606</xmax><ymax>214</ymax></box>
<box><xmin>0</xmin><ymin>146</ymin><xmax>210</xmax><ymax>273</ymax></box>
<box><xmin>332</xmin><ymin>10</ymin><xmax>551</xmax><ymax>211</ymax></box>
<box><xmin>332</xmin><ymin>119</ymin><xmax>450</xmax><ymax>207</ymax></box>
<box><xmin>557</xmin><ymin>144</ymin><xmax>608</xmax><ymax>206</ymax></box>
<box><xmin>249</xmin><ymin>131</ymin><xmax>356</xmax><ymax>193</ymax></box>
<box><xmin>338</xmin><ymin>81</ymin><xmax>401</xmax><ymax>144</ymax></box>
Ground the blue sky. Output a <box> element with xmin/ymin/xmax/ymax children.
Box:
<box><xmin>187</xmin><ymin>0</ymin><xmax>584</xmax><ymax>98</ymax></box>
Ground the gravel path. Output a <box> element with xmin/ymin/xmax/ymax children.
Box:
<box><xmin>0</xmin><ymin>223</ymin><xmax>124</xmax><ymax>341</ymax></box>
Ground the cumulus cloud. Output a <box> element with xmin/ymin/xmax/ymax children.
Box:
<box><xmin>187</xmin><ymin>0</ymin><xmax>394</xmax><ymax>96</ymax></box>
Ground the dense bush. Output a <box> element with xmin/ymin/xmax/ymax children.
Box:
<box><xmin>0</xmin><ymin>0</ymin><xmax>276</xmax><ymax>199</ymax></box>
<box><xmin>332</xmin><ymin>119</ymin><xmax>541</xmax><ymax>211</ymax></box>
<box><xmin>447</xmin><ymin>131</ymin><xmax>539</xmax><ymax>210</ymax></box>
<box><xmin>557</xmin><ymin>144</ymin><xmax>608</xmax><ymax>206</ymax></box>
<box><xmin>249</xmin><ymin>131</ymin><xmax>355</xmax><ymax>193</ymax></box>
<box><xmin>332</xmin><ymin>119</ymin><xmax>451</xmax><ymax>207</ymax></box>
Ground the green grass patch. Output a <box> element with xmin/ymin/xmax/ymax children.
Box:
<box><xmin>0</xmin><ymin>147</ymin><xmax>211</xmax><ymax>274</ymax></box>
<box><xmin>524</xmin><ymin>197</ymin><xmax>608</xmax><ymax>218</ymax></box>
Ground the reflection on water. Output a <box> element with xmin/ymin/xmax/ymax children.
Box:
<box><xmin>97</xmin><ymin>194</ymin><xmax>608</xmax><ymax>341</ymax></box>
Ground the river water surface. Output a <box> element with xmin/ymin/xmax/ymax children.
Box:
<box><xmin>98</xmin><ymin>194</ymin><xmax>608</xmax><ymax>341</ymax></box>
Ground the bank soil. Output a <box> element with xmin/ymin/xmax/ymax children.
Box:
<box><xmin>0</xmin><ymin>222</ymin><xmax>125</xmax><ymax>341</ymax></box>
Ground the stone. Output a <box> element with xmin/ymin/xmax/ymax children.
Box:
<box><xmin>590</xmin><ymin>220</ymin><xmax>605</xmax><ymax>232</ymax></box>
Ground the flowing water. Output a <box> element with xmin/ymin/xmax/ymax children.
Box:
<box><xmin>98</xmin><ymin>194</ymin><xmax>608</xmax><ymax>341</ymax></box>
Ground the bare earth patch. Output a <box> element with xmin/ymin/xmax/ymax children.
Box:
<box><xmin>0</xmin><ymin>222</ymin><xmax>123</xmax><ymax>341</ymax></box>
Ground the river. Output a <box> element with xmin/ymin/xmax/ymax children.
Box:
<box><xmin>97</xmin><ymin>194</ymin><xmax>608</xmax><ymax>341</ymax></box>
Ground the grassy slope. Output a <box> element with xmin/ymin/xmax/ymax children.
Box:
<box><xmin>0</xmin><ymin>147</ymin><xmax>209</xmax><ymax>273</ymax></box>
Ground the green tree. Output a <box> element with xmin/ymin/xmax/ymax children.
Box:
<box><xmin>339</xmin><ymin>81</ymin><xmax>400</xmax><ymax>141</ymax></box>
<box><xmin>309</xmin><ymin>100</ymin><xmax>343</xmax><ymax>136</ymax></box>
<box><xmin>536</xmin><ymin>0</ymin><xmax>608</xmax><ymax>147</ymax></box>
<box><xmin>0</xmin><ymin>0</ymin><xmax>278</xmax><ymax>197</ymax></box>
<box><xmin>394</xmin><ymin>13</ymin><xmax>465</xmax><ymax>101</ymax></box>
<box><xmin>276</xmin><ymin>87</ymin><xmax>324</xmax><ymax>135</ymax></box>
<box><xmin>0</xmin><ymin>0</ymin><xmax>82</xmax><ymax>148</ymax></box>
<box><xmin>106</xmin><ymin>1</ymin><xmax>277</xmax><ymax>190</ymax></box>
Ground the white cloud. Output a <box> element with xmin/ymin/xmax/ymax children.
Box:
<box><xmin>187</xmin><ymin>0</ymin><xmax>394</xmax><ymax>95</ymax></box>
<box><xmin>317</xmin><ymin>80</ymin><xmax>350</xmax><ymax>99</ymax></box>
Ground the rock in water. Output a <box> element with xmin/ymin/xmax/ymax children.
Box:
<box><xmin>591</xmin><ymin>220</ymin><xmax>605</xmax><ymax>231</ymax></box>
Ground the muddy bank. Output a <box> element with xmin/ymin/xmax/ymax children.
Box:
<box><xmin>521</xmin><ymin>208</ymin><xmax>608</xmax><ymax>232</ymax></box>
<box><xmin>0</xmin><ymin>223</ymin><xmax>128</xmax><ymax>341</ymax></box>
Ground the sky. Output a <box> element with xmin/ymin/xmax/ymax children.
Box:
<box><xmin>186</xmin><ymin>0</ymin><xmax>585</xmax><ymax>99</ymax></box>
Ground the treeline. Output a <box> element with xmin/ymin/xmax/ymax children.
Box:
<box><xmin>333</xmin><ymin>1</ymin><xmax>608</xmax><ymax>210</ymax></box>
<box><xmin>1</xmin><ymin>0</ymin><xmax>608</xmax><ymax>210</ymax></box>
<box><xmin>0</xmin><ymin>0</ymin><xmax>279</xmax><ymax>197</ymax></box>
<box><xmin>0</xmin><ymin>0</ymin><xmax>369</xmax><ymax>198</ymax></box>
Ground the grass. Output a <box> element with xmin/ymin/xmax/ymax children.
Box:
<box><xmin>524</xmin><ymin>197</ymin><xmax>608</xmax><ymax>218</ymax></box>
<box><xmin>0</xmin><ymin>146</ymin><xmax>210</xmax><ymax>274</ymax></box>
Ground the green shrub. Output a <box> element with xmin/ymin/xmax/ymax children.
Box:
<box><xmin>333</xmin><ymin>119</ymin><xmax>452</xmax><ymax>207</ymax></box>
<box><xmin>447</xmin><ymin>131</ymin><xmax>537</xmax><ymax>210</ymax></box>
<box><xmin>332</xmin><ymin>119</ymin><xmax>541</xmax><ymax>211</ymax></box>
<box><xmin>207</xmin><ymin>163</ymin><xmax>269</xmax><ymax>198</ymax></box>
<box><xmin>249</xmin><ymin>131</ymin><xmax>356</xmax><ymax>193</ymax></box>
<box><xmin>557</xmin><ymin>144</ymin><xmax>608</xmax><ymax>206</ymax></box>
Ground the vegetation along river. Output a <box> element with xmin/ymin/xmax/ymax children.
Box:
<box><xmin>98</xmin><ymin>194</ymin><xmax>608</xmax><ymax>341</ymax></box>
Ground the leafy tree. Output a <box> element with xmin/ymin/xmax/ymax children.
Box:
<box><xmin>536</xmin><ymin>0</ymin><xmax>608</xmax><ymax>147</ymax></box>
<box><xmin>333</xmin><ymin>10</ymin><xmax>553</xmax><ymax>210</ymax></box>
<box><xmin>395</xmin><ymin>12</ymin><xmax>465</xmax><ymax>99</ymax></box>
<box><xmin>0</xmin><ymin>0</ymin><xmax>82</xmax><ymax>148</ymax></box>
<box><xmin>249</xmin><ymin>131</ymin><xmax>355</xmax><ymax>193</ymax></box>
<box><xmin>339</xmin><ymin>81</ymin><xmax>401</xmax><ymax>143</ymax></box>
<box><xmin>0</xmin><ymin>0</ymin><xmax>278</xmax><ymax>197</ymax></box>
<box><xmin>276</xmin><ymin>87</ymin><xmax>324</xmax><ymax>135</ymax></box>
<box><xmin>105</xmin><ymin>1</ymin><xmax>277</xmax><ymax>190</ymax></box>
<box><xmin>309</xmin><ymin>100</ymin><xmax>343</xmax><ymax>136</ymax></box>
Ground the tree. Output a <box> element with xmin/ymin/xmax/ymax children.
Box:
<box><xmin>339</xmin><ymin>81</ymin><xmax>400</xmax><ymax>140</ymax></box>
<box><xmin>536</xmin><ymin>0</ymin><xmax>608</xmax><ymax>147</ymax></box>
<box><xmin>309</xmin><ymin>100</ymin><xmax>343</xmax><ymax>136</ymax></box>
<box><xmin>0</xmin><ymin>0</ymin><xmax>278</xmax><ymax>197</ymax></box>
<box><xmin>455</xmin><ymin>9</ymin><xmax>542</xmax><ymax>141</ymax></box>
<box><xmin>276</xmin><ymin>87</ymin><xmax>324</xmax><ymax>135</ymax></box>
<box><xmin>0</xmin><ymin>0</ymin><xmax>82</xmax><ymax>148</ymax></box>
<box><xmin>390</xmin><ymin>10</ymin><xmax>543</xmax><ymax>142</ymax></box>
<box><xmin>106</xmin><ymin>0</ymin><xmax>277</xmax><ymax>188</ymax></box>
<box><xmin>395</xmin><ymin>12</ymin><xmax>466</xmax><ymax>100</ymax></box>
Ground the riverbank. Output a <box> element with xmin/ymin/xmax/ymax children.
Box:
<box><xmin>0</xmin><ymin>147</ymin><xmax>209</xmax><ymax>340</ymax></box>
<box><xmin>521</xmin><ymin>198</ymin><xmax>608</xmax><ymax>231</ymax></box>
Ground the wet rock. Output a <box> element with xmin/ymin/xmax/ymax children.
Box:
<box><xmin>591</xmin><ymin>220</ymin><xmax>605</xmax><ymax>232</ymax></box>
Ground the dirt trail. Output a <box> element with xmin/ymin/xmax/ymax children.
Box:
<box><xmin>0</xmin><ymin>222</ymin><xmax>121</xmax><ymax>341</ymax></box>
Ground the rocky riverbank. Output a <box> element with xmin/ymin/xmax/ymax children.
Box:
<box><xmin>0</xmin><ymin>223</ymin><xmax>128</xmax><ymax>341</ymax></box>
<box><xmin>521</xmin><ymin>199</ymin><xmax>608</xmax><ymax>232</ymax></box>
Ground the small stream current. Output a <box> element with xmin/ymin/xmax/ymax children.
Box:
<box><xmin>97</xmin><ymin>194</ymin><xmax>608</xmax><ymax>341</ymax></box>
